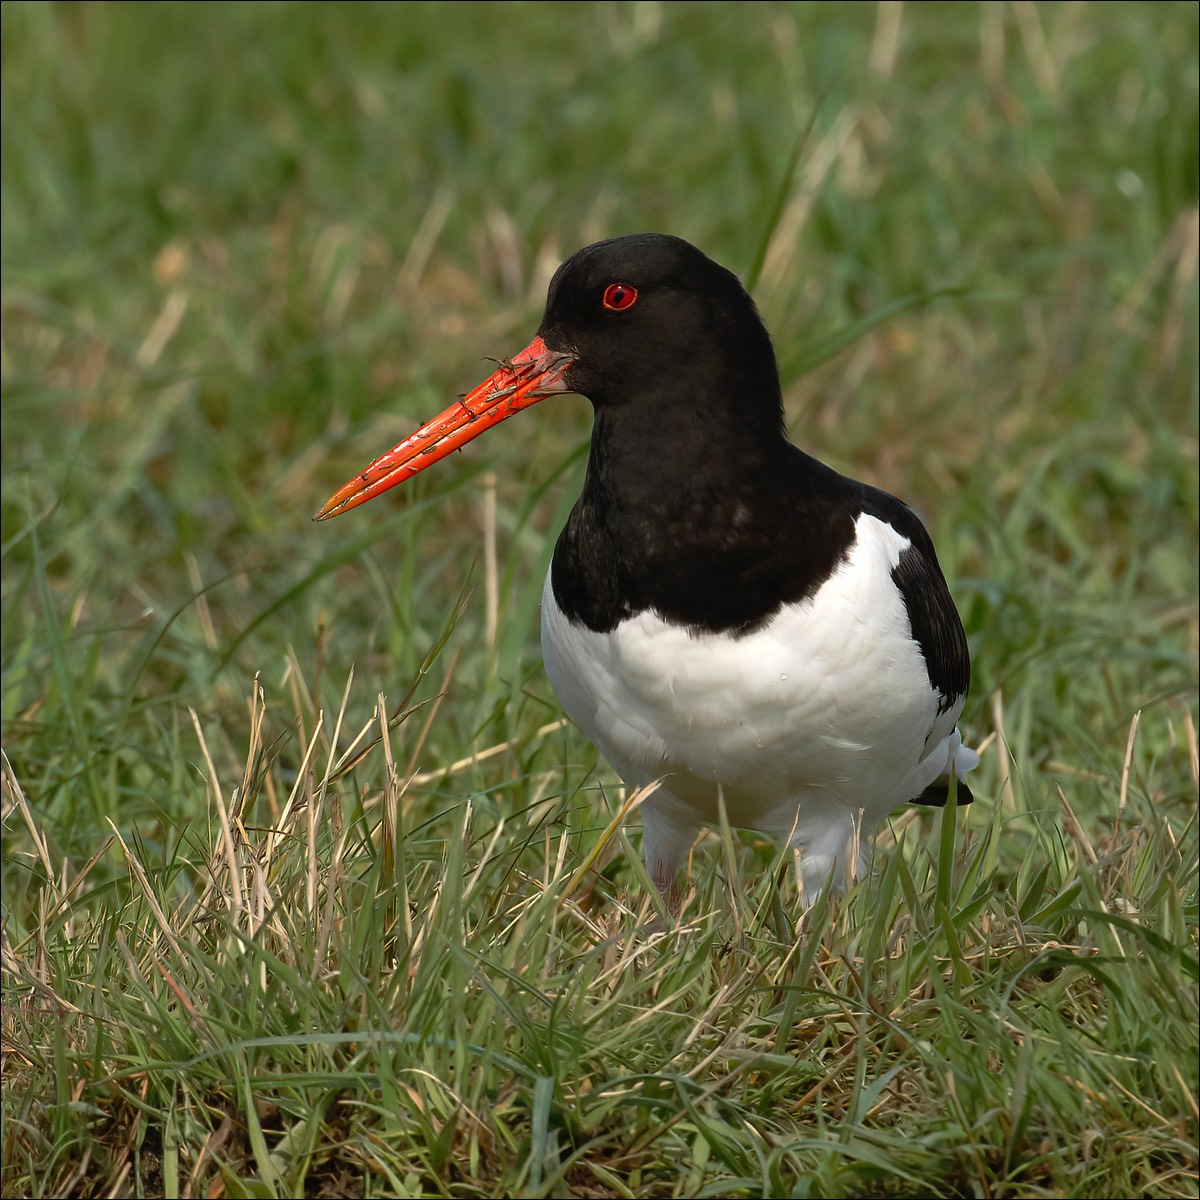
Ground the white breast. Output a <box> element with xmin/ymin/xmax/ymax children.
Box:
<box><xmin>540</xmin><ymin>513</ymin><xmax>969</xmax><ymax>890</ymax></box>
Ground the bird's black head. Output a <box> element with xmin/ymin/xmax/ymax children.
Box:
<box><xmin>315</xmin><ymin>233</ymin><xmax>792</xmax><ymax>526</ymax></box>
<box><xmin>536</xmin><ymin>234</ymin><xmax>784</xmax><ymax>441</ymax></box>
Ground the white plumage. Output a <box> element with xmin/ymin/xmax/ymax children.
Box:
<box><xmin>541</xmin><ymin>512</ymin><xmax>978</xmax><ymax>896</ymax></box>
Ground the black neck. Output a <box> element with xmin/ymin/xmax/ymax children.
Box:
<box><xmin>552</xmin><ymin>415</ymin><xmax>856</xmax><ymax>634</ymax></box>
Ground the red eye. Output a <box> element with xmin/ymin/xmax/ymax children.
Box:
<box><xmin>602</xmin><ymin>282</ymin><xmax>638</xmax><ymax>311</ymax></box>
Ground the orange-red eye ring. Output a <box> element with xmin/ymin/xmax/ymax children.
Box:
<box><xmin>602</xmin><ymin>283</ymin><xmax>638</xmax><ymax>311</ymax></box>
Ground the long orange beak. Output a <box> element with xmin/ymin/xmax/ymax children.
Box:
<box><xmin>314</xmin><ymin>335</ymin><xmax>575</xmax><ymax>521</ymax></box>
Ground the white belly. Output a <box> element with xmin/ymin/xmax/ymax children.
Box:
<box><xmin>540</xmin><ymin>513</ymin><xmax>964</xmax><ymax>850</ymax></box>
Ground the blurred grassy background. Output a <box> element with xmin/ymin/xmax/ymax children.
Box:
<box><xmin>2</xmin><ymin>2</ymin><xmax>1197</xmax><ymax>1196</ymax></box>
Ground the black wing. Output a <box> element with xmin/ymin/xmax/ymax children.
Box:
<box><xmin>859</xmin><ymin>485</ymin><xmax>971</xmax><ymax>713</ymax></box>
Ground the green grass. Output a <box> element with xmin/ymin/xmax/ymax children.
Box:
<box><xmin>2</xmin><ymin>2</ymin><xmax>1197</xmax><ymax>1196</ymax></box>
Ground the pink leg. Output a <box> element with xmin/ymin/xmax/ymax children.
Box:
<box><xmin>641</xmin><ymin>796</ymin><xmax>697</xmax><ymax>916</ymax></box>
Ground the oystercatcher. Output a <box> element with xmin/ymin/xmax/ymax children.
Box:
<box><xmin>316</xmin><ymin>233</ymin><xmax>978</xmax><ymax>904</ymax></box>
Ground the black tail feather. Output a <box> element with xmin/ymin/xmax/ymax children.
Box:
<box><xmin>912</xmin><ymin>778</ymin><xmax>975</xmax><ymax>808</ymax></box>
